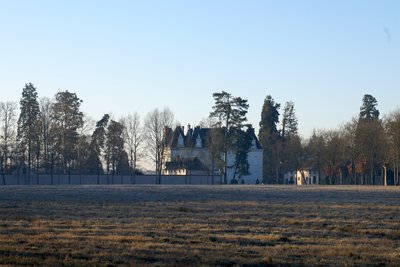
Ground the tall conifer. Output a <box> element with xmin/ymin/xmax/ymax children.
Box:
<box><xmin>17</xmin><ymin>83</ymin><xmax>40</xmax><ymax>184</ymax></box>
<box><xmin>210</xmin><ymin>91</ymin><xmax>249</xmax><ymax>184</ymax></box>
<box><xmin>258</xmin><ymin>95</ymin><xmax>281</xmax><ymax>183</ymax></box>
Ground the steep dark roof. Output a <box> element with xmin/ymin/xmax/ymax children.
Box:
<box><xmin>248</xmin><ymin>128</ymin><xmax>262</xmax><ymax>149</ymax></box>
<box><xmin>190</xmin><ymin>127</ymin><xmax>211</xmax><ymax>148</ymax></box>
<box><xmin>165</xmin><ymin>157</ymin><xmax>209</xmax><ymax>172</ymax></box>
<box><xmin>168</xmin><ymin>126</ymin><xmax>211</xmax><ymax>148</ymax></box>
<box><xmin>167</xmin><ymin>125</ymin><xmax>262</xmax><ymax>149</ymax></box>
<box><xmin>167</xmin><ymin>126</ymin><xmax>186</xmax><ymax>147</ymax></box>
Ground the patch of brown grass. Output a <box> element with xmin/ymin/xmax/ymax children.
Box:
<box><xmin>0</xmin><ymin>185</ymin><xmax>399</xmax><ymax>266</ymax></box>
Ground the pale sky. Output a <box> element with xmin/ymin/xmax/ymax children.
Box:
<box><xmin>1</xmin><ymin>0</ymin><xmax>399</xmax><ymax>138</ymax></box>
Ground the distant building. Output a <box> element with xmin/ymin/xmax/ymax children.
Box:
<box><xmin>163</xmin><ymin>125</ymin><xmax>263</xmax><ymax>184</ymax></box>
<box><xmin>283</xmin><ymin>168</ymin><xmax>320</xmax><ymax>185</ymax></box>
<box><xmin>164</xmin><ymin>157</ymin><xmax>209</xmax><ymax>176</ymax></box>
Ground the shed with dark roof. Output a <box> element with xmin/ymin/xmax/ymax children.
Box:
<box><xmin>164</xmin><ymin>157</ymin><xmax>209</xmax><ymax>175</ymax></box>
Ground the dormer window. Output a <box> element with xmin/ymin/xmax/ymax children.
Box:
<box><xmin>177</xmin><ymin>134</ymin><xmax>185</xmax><ymax>147</ymax></box>
<box><xmin>195</xmin><ymin>135</ymin><xmax>202</xmax><ymax>148</ymax></box>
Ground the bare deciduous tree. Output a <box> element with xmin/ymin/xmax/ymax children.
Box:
<box><xmin>144</xmin><ymin>107</ymin><xmax>174</xmax><ymax>184</ymax></box>
<box><xmin>385</xmin><ymin>109</ymin><xmax>400</xmax><ymax>186</ymax></box>
<box><xmin>121</xmin><ymin>112</ymin><xmax>144</xmax><ymax>183</ymax></box>
<box><xmin>324</xmin><ymin>130</ymin><xmax>346</xmax><ymax>185</ymax></box>
<box><xmin>341</xmin><ymin>118</ymin><xmax>358</xmax><ymax>184</ymax></box>
<box><xmin>0</xmin><ymin>101</ymin><xmax>18</xmax><ymax>185</ymax></box>
<box><xmin>76</xmin><ymin>114</ymin><xmax>94</xmax><ymax>183</ymax></box>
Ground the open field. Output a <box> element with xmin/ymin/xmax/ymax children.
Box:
<box><xmin>0</xmin><ymin>185</ymin><xmax>400</xmax><ymax>266</ymax></box>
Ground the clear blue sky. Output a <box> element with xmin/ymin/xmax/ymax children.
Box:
<box><xmin>1</xmin><ymin>0</ymin><xmax>399</xmax><ymax>137</ymax></box>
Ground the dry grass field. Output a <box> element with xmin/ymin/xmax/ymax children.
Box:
<box><xmin>0</xmin><ymin>185</ymin><xmax>400</xmax><ymax>266</ymax></box>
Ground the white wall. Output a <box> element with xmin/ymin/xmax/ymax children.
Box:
<box><xmin>295</xmin><ymin>170</ymin><xmax>319</xmax><ymax>185</ymax></box>
<box><xmin>168</xmin><ymin>145</ymin><xmax>264</xmax><ymax>185</ymax></box>
<box><xmin>226</xmin><ymin>149</ymin><xmax>263</xmax><ymax>184</ymax></box>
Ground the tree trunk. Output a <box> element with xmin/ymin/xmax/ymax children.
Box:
<box><xmin>383</xmin><ymin>165</ymin><xmax>387</xmax><ymax>186</ymax></box>
<box><xmin>1</xmin><ymin>157</ymin><xmax>5</xmax><ymax>185</ymax></box>
<box><xmin>339</xmin><ymin>168</ymin><xmax>343</xmax><ymax>185</ymax></box>
<box><xmin>371</xmin><ymin>168</ymin><xmax>374</xmax><ymax>185</ymax></box>
<box><xmin>396</xmin><ymin>158</ymin><xmax>399</xmax><ymax>186</ymax></box>
<box><xmin>57</xmin><ymin>161</ymin><xmax>60</xmax><ymax>185</ymax></box>
<box><xmin>211</xmin><ymin>159</ymin><xmax>215</xmax><ymax>185</ymax></box>
<box><xmin>300</xmin><ymin>170</ymin><xmax>306</xmax><ymax>185</ymax></box>
<box><xmin>317</xmin><ymin>154</ymin><xmax>321</xmax><ymax>186</ymax></box>
<box><xmin>28</xmin><ymin>139</ymin><xmax>31</xmax><ymax>185</ymax></box>
<box><xmin>79</xmin><ymin>156</ymin><xmax>82</xmax><ymax>185</ymax></box>
<box><xmin>36</xmin><ymin>154</ymin><xmax>39</xmax><ymax>185</ymax></box>
<box><xmin>276</xmin><ymin>165</ymin><xmax>280</xmax><ymax>184</ymax></box>
<box><xmin>50</xmin><ymin>154</ymin><xmax>54</xmax><ymax>185</ymax></box>
<box><xmin>371</xmin><ymin>157</ymin><xmax>375</xmax><ymax>185</ymax></box>
<box><xmin>232</xmin><ymin>162</ymin><xmax>238</xmax><ymax>184</ymax></box>
<box><xmin>394</xmin><ymin>159</ymin><xmax>397</xmax><ymax>186</ymax></box>
<box><xmin>223</xmin><ymin>144</ymin><xmax>228</xmax><ymax>184</ymax></box>
<box><xmin>223</xmin><ymin>118</ymin><xmax>229</xmax><ymax>185</ymax></box>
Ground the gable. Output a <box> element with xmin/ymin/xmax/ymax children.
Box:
<box><xmin>177</xmin><ymin>133</ymin><xmax>185</xmax><ymax>147</ymax></box>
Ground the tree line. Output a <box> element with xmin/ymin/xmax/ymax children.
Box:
<box><xmin>0</xmin><ymin>83</ymin><xmax>162</xmax><ymax>184</ymax></box>
<box><xmin>1</xmin><ymin>83</ymin><xmax>399</xmax><ymax>185</ymax></box>
<box><xmin>259</xmin><ymin>94</ymin><xmax>400</xmax><ymax>185</ymax></box>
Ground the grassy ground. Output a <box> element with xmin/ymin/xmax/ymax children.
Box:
<box><xmin>0</xmin><ymin>185</ymin><xmax>399</xmax><ymax>266</ymax></box>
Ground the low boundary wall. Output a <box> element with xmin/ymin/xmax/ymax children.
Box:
<box><xmin>0</xmin><ymin>174</ymin><xmax>223</xmax><ymax>185</ymax></box>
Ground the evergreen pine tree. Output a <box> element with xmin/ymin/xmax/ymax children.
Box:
<box><xmin>258</xmin><ymin>95</ymin><xmax>281</xmax><ymax>183</ymax></box>
<box><xmin>52</xmin><ymin>91</ymin><xmax>83</xmax><ymax>175</ymax></box>
<box><xmin>17</xmin><ymin>83</ymin><xmax>40</xmax><ymax>184</ymax></box>
<box><xmin>86</xmin><ymin>114</ymin><xmax>109</xmax><ymax>181</ymax></box>
<box><xmin>210</xmin><ymin>91</ymin><xmax>249</xmax><ymax>183</ymax></box>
